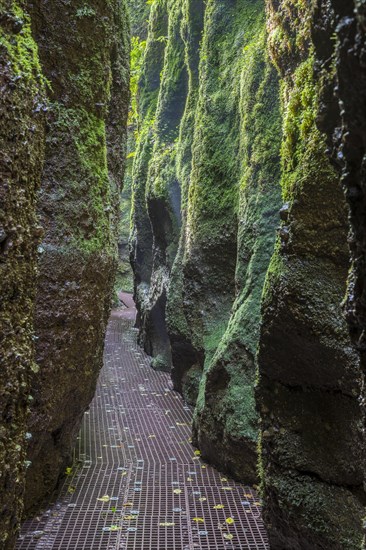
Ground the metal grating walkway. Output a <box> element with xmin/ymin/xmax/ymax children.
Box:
<box><xmin>17</xmin><ymin>296</ymin><xmax>269</xmax><ymax>550</ymax></box>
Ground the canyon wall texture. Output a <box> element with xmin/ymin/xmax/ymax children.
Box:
<box><xmin>131</xmin><ymin>0</ymin><xmax>281</xmax><ymax>483</ymax></box>
<box><xmin>0</xmin><ymin>0</ymin><xmax>129</xmax><ymax>543</ymax></box>
<box><xmin>0</xmin><ymin>1</ymin><xmax>45</xmax><ymax>545</ymax></box>
<box><xmin>257</xmin><ymin>1</ymin><xmax>364</xmax><ymax>548</ymax></box>
<box><xmin>24</xmin><ymin>0</ymin><xmax>129</xmax><ymax>512</ymax></box>
<box><xmin>131</xmin><ymin>0</ymin><xmax>366</xmax><ymax>546</ymax></box>
<box><xmin>190</xmin><ymin>1</ymin><xmax>281</xmax><ymax>484</ymax></box>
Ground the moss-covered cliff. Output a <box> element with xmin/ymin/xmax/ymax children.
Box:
<box><xmin>0</xmin><ymin>2</ymin><xmax>45</xmax><ymax>545</ymax></box>
<box><xmin>0</xmin><ymin>0</ymin><xmax>129</xmax><ymax>540</ymax></box>
<box><xmin>131</xmin><ymin>0</ymin><xmax>281</xmax><ymax>482</ymax></box>
<box><xmin>130</xmin><ymin>0</ymin><xmax>169</xmax><ymax>364</ymax></box>
<box><xmin>23</xmin><ymin>0</ymin><xmax>129</xmax><ymax>512</ymax></box>
<box><xmin>256</xmin><ymin>1</ymin><xmax>365</xmax><ymax>548</ymax></box>
<box><xmin>2</xmin><ymin>0</ymin><xmax>365</xmax><ymax>545</ymax></box>
<box><xmin>131</xmin><ymin>0</ymin><xmax>366</xmax><ymax>546</ymax></box>
<box><xmin>190</xmin><ymin>1</ymin><xmax>281</xmax><ymax>484</ymax></box>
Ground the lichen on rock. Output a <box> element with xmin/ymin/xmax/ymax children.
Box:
<box><xmin>23</xmin><ymin>0</ymin><xmax>129</xmax><ymax>512</ymax></box>
<box><xmin>0</xmin><ymin>1</ymin><xmax>46</xmax><ymax>545</ymax></box>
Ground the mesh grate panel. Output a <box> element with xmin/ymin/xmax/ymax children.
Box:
<box><xmin>17</xmin><ymin>300</ymin><xmax>269</xmax><ymax>550</ymax></box>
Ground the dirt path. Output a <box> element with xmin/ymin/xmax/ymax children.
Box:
<box><xmin>17</xmin><ymin>297</ymin><xmax>268</xmax><ymax>550</ymax></box>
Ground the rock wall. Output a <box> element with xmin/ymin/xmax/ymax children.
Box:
<box><xmin>256</xmin><ymin>1</ymin><xmax>365</xmax><ymax>548</ymax></box>
<box><xmin>131</xmin><ymin>0</ymin><xmax>281</xmax><ymax>481</ymax></box>
<box><xmin>131</xmin><ymin>1</ymin><xmax>366</xmax><ymax>545</ymax></box>
<box><xmin>326</xmin><ymin>2</ymin><xmax>366</xmax><ymax>359</ymax></box>
<box><xmin>130</xmin><ymin>0</ymin><xmax>169</xmax><ymax>366</ymax></box>
<box><xmin>190</xmin><ymin>1</ymin><xmax>281</xmax><ymax>484</ymax></box>
<box><xmin>332</xmin><ymin>5</ymin><xmax>366</xmax><ymax>543</ymax></box>
<box><xmin>0</xmin><ymin>1</ymin><xmax>45</xmax><ymax>545</ymax></box>
<box><xmin>23</xmin><ymin>0</ymin><xmax>129</xmax><ymax>512</ymax></box>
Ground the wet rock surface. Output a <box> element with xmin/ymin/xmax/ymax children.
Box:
<box><xmin>23</xmin><ymin>0</ymin><xmax>129</xmax><ymax>513</ymax></box>
<box><xmin>0</xmin><ymin>2</ymin><xmax>45</xmax><ymax>546</ymax></box>
<box><xmin>257</xmin><ymin>1</ymin><xmax>365</xmax><ymax>548</ymax></box>
<box><xmin>131</xmin><ymin>0</ymin><xmax>281</xmax><ymax>486</ymax></box>
<box><xmin>131</xmin><ymin>0</ymin><xmax>366</xmax><ymax>546</ymax></box>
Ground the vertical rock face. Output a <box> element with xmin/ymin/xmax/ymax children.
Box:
<box><xmin>132</xmin><ymin>0</ymin><xmax>281</xmax><ymax>481</ymax></box>
<box><xmin>23</xmin><ymin>0</ymin><xmax>129</xmax><ymax>512</ymax></box>
<box><xmin>130</xmin><ymin>0</ymin><xmax>170</xmax><ymax>367</ymax></box>
<box><xmin>0</xmin><ymin>1</ymin><xmax>45</xmax><ymax>545</ymax></box>
<box><xmin>129</xmin><ymin>0</ymin><xmax>366</xmax><ymax>544</ymax></box>
<box><xmin>257</xmin><ymin>1</ymin><xmax>365</xmax><ymax>548</ymax></box>
<box><xmin>165</xmin><ymin>0</ymin><xmax>204</xmax><ymax>397</ymax></box>
<box><xmin>190</xmin><ymin>2</ymin><xmax>281</xmax><ymax>483</ymax></box>
<box><xmin>326</xmin><ymin>1</ymin><xmax>366</xmax><ymax>356</ymax></box>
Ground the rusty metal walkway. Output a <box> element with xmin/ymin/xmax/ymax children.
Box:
<box><xmin>17</xmin><ymin>295</ymin><xmax>269</xmax><ymax>550</ymax></box>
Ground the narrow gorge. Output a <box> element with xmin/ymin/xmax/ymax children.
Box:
<box><xmin>1</xmin><ymin>0</ymin><xmax>366</xmax><ymax>549</ymax></box>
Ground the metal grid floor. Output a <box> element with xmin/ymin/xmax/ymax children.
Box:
<box><xmin>17</xmin><ymin>298</ymin><xmax>269</xmax><ymax>550</ymax></box>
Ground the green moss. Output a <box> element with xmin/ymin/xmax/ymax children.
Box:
<box><xmin>0</xmin><ymin>2</ymin><xmax>47</xmax><ymax>91</ymax></box>
<box><xmin>0</xmin><ymin>1</ymin><xmax>46</xmax><ymax>544</ymax></box>
<box><xmin>264</xmin><ymin>472</ymin><xmax>364</xmax><ymax>549</ymax></box>
<box><xmin>75</xmin><ymin>6</ymin><xmax>96</xmax><ymax>17</ymax></box>
<box><xmin>185</xmin><ymin>2</ymin><xmax>282</xmax><ymax>485</ymax></box>
<box><xmin>48</xmin><ymin>105</ymin><xmax>113</xmax><ymax>254</ymax></box>
<box><xmin>257</xmin><ymin>1</ymin><xmax>364</xmax><ymax>547</ymax></box>
<box><xmin>166</xmin><ymin>0</ymin><xmax>204</xmax><ymax>346</ymax></box>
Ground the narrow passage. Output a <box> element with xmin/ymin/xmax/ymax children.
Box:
<box><xmin>17</xmin><ymin>296</ymin><xmax>269</xmax><ymax>550</ymax></box>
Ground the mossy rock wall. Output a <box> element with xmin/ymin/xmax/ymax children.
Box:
<box><xmin>0</xmin><ymin>1</ymin><xmax>45</xmax><ymax>545</ymax></box>
<box><xmin>256</xmin><ymin>1</ymin><xmax>365</xmax><ymax>548</ymax></box>
<box><xmin>23</xmin><ymin>0</ymin><xmax>129</xmax><ymax>512</ymax></box>
<box><xmin>192</xmin><ymin>10</ymin><xmax>282</xmax><ymax>483</ymax></box>
<box><xmin>166</xmin><ymin>0</ymin><xmax>204</xmax><ymax>393</ymax></box>
<box><xmin>132</xmin><ymin>0</ymin><xmax>281</xmax><ymax>481</ymax></box>
<box><xmin>129</xmin><ymin>0</ymin><xmax>167</xmax><ymax>309</ymax></box>
<box><xmin>130</xmin><ymin>0</ymin><xmax>179</xmax><ymax>369</ymax></box>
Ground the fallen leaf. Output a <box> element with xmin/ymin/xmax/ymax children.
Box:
<box><xmin>213</xmin><ymin>504</ymin><xmax>224</xmax><ymax>510</ymax></box>
<box><xmin>199</xmin><ymin>497</ymin><xmax>207</xmax><ymax>502</ymax></box>
<box><xmin>221</xmin><ymin>478</ymin><xmax>228</xmax><ymax>482</ymax></box>
<box><xmin>159</xmin><ymin>522</ymin><xmax>175</xmax><ymax>527</ymax></box>
<box><xmin>97</xmin><ymin>495</ymin><xmax>110</xmax><ymax>502</ymax></box>
<box><xmin>187</xmin><ymin>477</ymin><xmax>193</xmax><ymax>482</ymax></box>
<box><xmin>102</xmin><ymin>525</ymin><xmax>121</xmax><ymax>532</ymax></box>
<box><xmin>194</xmin><ymin>450</ymin><xmax>201</xmax><ymax>456</ymax></box>
<box><xmin>221</xmin><ymin>487</ymin><xmax>232</xmax><ymax>491</ymax></box>
<box><xmin>224</xmin><ymin>533</ymin><xmax>234</xmax><ymax>540</ymax></box>
<box><xmin>225</xmin><ymin>517</ymin><xmax>235</xmax><ymax>525</ymax></box>
<box><xmin>192</xmin><ymin>517</ymin><xmax>204</xmax><ymax>523</ymax></box>
<box><xmin>123</xmin><ymin>515</ymin><xmax>137</xmax><ymax>521</ymax></box>
<box><xmin>123</xmin><ymin>502</ymin><xmax>133</xmax><ymax>507</ymax></box>
<box><xmin>173</xmin><ymin>489</ymin><xmax>182</xmax><ymax>495</ymax></box>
